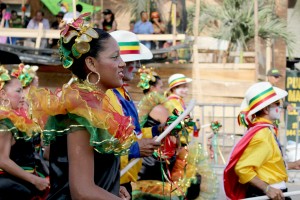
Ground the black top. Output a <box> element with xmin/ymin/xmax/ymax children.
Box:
<box><xmin>0</xmin><ymin>119</ymin><xmax>45</xmax><ymax>200</ymax></box>
<box><xmin>47</xmin><ymin>114</ymin><xmax>120</xmax><ymax>200</ymax></box>
<box><xmin>102</xmin><ymin>19</ymin><xmax>114</xmax><ymax>32</ymax></box>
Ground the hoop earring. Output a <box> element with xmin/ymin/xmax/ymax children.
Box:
<box><xmin>86</xmin><ymin>71</ymin><xmax>100</xmax><ymax>85</ymax></box>
<box><xmin>1</xmin><ymin>98</ymin><xmax>10</xmax><ymax>107</ymax></box>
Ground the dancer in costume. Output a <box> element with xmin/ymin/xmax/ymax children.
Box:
<box><xmin>0</xmin><ymin>65</ymin><xmax>49</xmax><ymax>199</ymax></box>
<box><xmin>166</xmin><ymin>73</ymin><xmax>219</xmax><ymax>200</ymax></box>
<box><xmin>134</xmin><ymin>68</ymin><xmax>199</xmax><ymax>200</ymax></box>
<box><xmin>224</xmin><ymin>82</ymin><xmax>291</xmax><ymax>200</ymax></box>
<box><xmin>11</xmin><ymin>63</ymin><xmax>49</xmax><ymax>176</ymax></box>
<box><xmin>29</xmin><ymin>13</ymin><xmax>134</xmax><ymax>200</ymax></box>
<box><xmin>11</xmin><ymin>63</ymin><xmax>39</xmax><ymax>96</ymax></box>
<box><xmin>107</xmin><ymin>30</ymin><xmax>163</xmax><ymax>197</ymax></box>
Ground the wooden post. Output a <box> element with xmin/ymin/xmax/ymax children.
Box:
<box><xmin>192</xmin><ymin>0</ymin><xmax>203</xmax><ymax>146</ymax></box>
<box><xmin>35</xmin><ymin>22</ymin><xmax>43</xmax><ymax>49</ymax></box>
<box><xmin>193</xmin><ymin>0</ymin><xmax>200</xmax><ymax>65</ymax></box>
<box><xmin>172</xmin><ymin>1</ymin><xmax>177</xmax><ymax>46</ymax></box>
<box><xmin>266</xmin><ymin>38</ymin><xmax>272</xmax><ymax>77</ymax></box>
<box><xmin>73</xmin><ymin>0</ymin><xmax>77</xmax><ymax>19</ymax></box>
<box><xmin>254</xmin><ymin>0</ymin><xmax>259</xmax><ymax>81</ymax></box>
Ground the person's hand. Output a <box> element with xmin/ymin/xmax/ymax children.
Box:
<box><xmin>158</xmin><ymin>123</ymin><xmax>166</xmax><ymax>134</ymax></box>
<box><xmin>137</xmin><ymin>137</ymin><xmax>161</xmax><ymax>157</ymax></box>
<box><xmin>266</xmin><ymin>186</ymin><xmax>284</xmax><ymax>200</ymax></box>
<box><xmin>288</xmin><ymin>159</ymin><xmax>300</xmax><ymax>170</ymax></box>
<box><xmin>32</xmin><ymin>176</ymin><xmax>50</xmax><ymax>191</ymax></box>
<box><xmin>119</xmin><ymin>186</ymin><xmax>130</xmax><ymax>200</ymax></box>
<box><xmin>152</xmin><ymin>18</ymin><xmax>159</xmax><ymax>24</ymax></box>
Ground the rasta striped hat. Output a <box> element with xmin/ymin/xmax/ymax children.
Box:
<box><xmin>238</xmin><ymin>82</ymin><xmax>287</xmax><ymax>127</ymax></box>
<box><xmin>168</xmin><ymin>74</ymin><xmax>192</xmax><ymax>89</ymax></box>
<box><xmin>109</xmin><ymin>30</ymin><xmax>153</xmax><ymax>62</ymax></box>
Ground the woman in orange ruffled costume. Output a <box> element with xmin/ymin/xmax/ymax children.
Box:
<box><xmin>29</xmin><ymin>13</ymin><xmax>135</xmax><ymax>200</ymax></box>
<box><xmin>0</xmin><ymin>65</ymin><xmax>49</xmax><ymax>199</ymax></box>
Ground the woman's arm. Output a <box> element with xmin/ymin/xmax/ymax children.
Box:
<box><xmin>67</xmin><ymin>129</ymin><xmax>123</xmax><ymax>200</ymax></box>
<box><xmin>149</xmin><ymin>104</ymin><xmax>170</xmax><ymax>124</ymax></box>
<box><xmin>0</xmin><ymin>131</ymin><xmax>49</xmax><ymax>191</ymax></box>
<box><xmin>249</xmin><ymin>176</ymin><xmax>284</xmax><ymax>200</ymax></box>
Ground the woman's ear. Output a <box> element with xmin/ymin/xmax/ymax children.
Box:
<box><xmin>85</xmin><ymin>56</ymin><xmax>97</xmax><ymax>73</ymax></box>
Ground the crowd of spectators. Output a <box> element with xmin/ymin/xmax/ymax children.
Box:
<box><xmin>0</xmin><ymin>3</ymin><xmax>183</xmax><ymax>62</ymax></box>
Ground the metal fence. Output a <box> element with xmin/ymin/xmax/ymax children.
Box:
<box><xmin>194</xmin><ymin>103</ymin><xmax>300</xmax><ymax>166</ymax></box>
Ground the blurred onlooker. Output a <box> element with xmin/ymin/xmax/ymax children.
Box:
<box><xmin>99</xmin><ymin>9</ymin><xmax>117</xmax><ymax>32</ymax></box>
<box><xmin>0</xmin><ymin>3</ymin><xmax>8</xmax><ymax>44</ymax></box>
<box><xmin>267</xmin><ymin>68</ymin><xmax>294</xmax><ymax>112</ymax></box>
<box><xmin>9</xmin><ymin>10</ymin><xmax>23</xmax><ymax>28</ymax></box>
<box><xmin>150</xmin><ymin>11</ymin><xmax>165</xmax><ymax>49</ymax></box>
<box><xmin>133</xmin><ymin>11</ymin><xmax>154</xmax><ymax>49</ymax></box>
<box><xmin>62</xmin><ymin>3</ymin><xmax>82</xmax><ymax>24</ymax></box>
<box><xmin>26</xmin><ymin>10</ymin><xmax>50</xmax><ymax>48</ymax></box>
<box><xmin>9</xmin><ymin>10</ymin><xmax>23</xmax><ymax>45</ymax></box>
<box><xmin>151</xmin><ymin>11</ymin><xmax>165</xmax><ymax>34</ymax></box>
<box><xmin>49</xmin><ymin>11</ymin><xmax>64</xmax><ymax>48</ymax></box>
<box><xmin>129</xmin><ymin>20</ymin><xmax>135</xmax><ymax>32</ymax></box>
<box><xmin>0</xmin><ymin>3</ymin><xmax>6</xmax><ymax>21</ymax></box>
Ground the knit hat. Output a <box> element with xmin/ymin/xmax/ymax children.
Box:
<box><xmin>110</xmin><ymin>30</ymin><xmax>153</xmax><ymax>62</ymax></box>
<box><xmin>238</xmin><ymin>82</ymin><xmax>287</xmax><ymax>127</ymax></box>
<box><xmin>168</xmin><ymin>74</ymin><xmax>192</xmax><ymax>89</ymax></box>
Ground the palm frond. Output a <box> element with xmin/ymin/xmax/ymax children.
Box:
<box><xmin>186</xmin><ymin>0</ymin><xmax>295</xmax><ymax>55</ymax></box>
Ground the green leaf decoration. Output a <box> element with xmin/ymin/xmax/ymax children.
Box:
<box><xmin>85</xmin><ymin>28</ymin><xmax>99</xmax><ymax>39</ymax></box>
<box><xmin>62</xmin><ymin>56</ymin><xmax>74</xmax><ymax>69</ymax></box>
<box><xmin>63</xmin><ymin>30</ymin><xmax>78</xmax><ymax>44</ymax></box>
<box><xmin>75</xmin><ymin>42</ymin><xmax>90</xmax><ymax>54</ymax></box>
<box><xmin>71</xmin><ymin>44</ymin><xmax>82</xmax><ymax>59</ymax></box>
<box><xmin>77</xmin><ymin>33</ymin><xmax>92</xmax><ymax>43</ymax></box>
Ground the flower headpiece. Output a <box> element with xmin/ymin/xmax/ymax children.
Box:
<box><xmin>11</xmin><ymin>63</ymin><xmax>38</xmax><ymax>87</ymax></box>
<box><xmin>137</xmin><ymin>66</ymin><xmax>157</xmax><ymax>90</ymax></box>
<box><xmin>59</xmin><ymin>12</ymin><xmax>99</xmax><ymax>68</ymax></box>
<box><xmin>0</xmin><ymin>66</ymin><xmax>11</xmax><ymax>90</ymax></box>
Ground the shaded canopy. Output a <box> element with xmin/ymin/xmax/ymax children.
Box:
<box><xmin>41</xmin><ymin>0</ymin><xmax>101</xmax><ymax>15</ymax></box>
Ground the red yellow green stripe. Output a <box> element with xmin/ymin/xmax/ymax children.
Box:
<box><xmin>118</xmin><ymin>41</ymin><xmax>140</xmax><ymax>55</ymax></box>
<box><xmin>248</xmin><ymin>87</ymin><xmax>276</xmax><ymax>110</ymax></box>
<box><xmin>169</xmin><ymin>77</ymin><xmax>187</xmax><ymax>88</ymax></box>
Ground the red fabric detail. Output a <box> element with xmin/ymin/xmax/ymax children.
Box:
<box><xmin>250</xmin><ymin>93</ymin><xmax>276</xmax><ymax>111</ymax></box>
<box><xmin>223</xmin><ymin>124</ymin><xmax>271</xmax><ymax>200</ymax></box>
<box><xmin>120</xmin><ymin>50</ymin><xmax>140</xmax><ymax>54</ymax></box>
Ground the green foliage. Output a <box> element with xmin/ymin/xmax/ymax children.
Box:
<box><xmin>187</xmin><ymin>0</ymin><xmax>295</xmax><ymax>55</ymax></box>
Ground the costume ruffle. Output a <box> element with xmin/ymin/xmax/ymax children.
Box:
<box><xmin>28</xmin><ymin>81</ymin><xmax>136</xmax><ymax>155</ymax></box>
<box><xmin>133</xmin><ymin>143</ymin><xmax>219</xmax><ymax>199</ymax></box>
<box><xmin>0</xmin><ymin>107</ymin><xmax>41</xmax><ymax>140</ymax></box>
<box><xmin>138</xmin><ymin>91</ymin><xmax>174</xmax><ymax>127</ymax></box>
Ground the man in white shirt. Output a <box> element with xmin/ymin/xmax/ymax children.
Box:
<box><xmin>62</xmin><ymin>4</ymin><xmax>83</xmax><ymax>24</ymax></box>
<box><xmin>26</xmin><ymin>10</ymin><xmax>50</xmax><ymax>48</ymax></box>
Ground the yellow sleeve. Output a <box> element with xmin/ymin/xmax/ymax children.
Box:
<box><xmin>141</xmin><ymin>127</ymin><xmax>153</xmax><ymax>139</ymax></box>
<box><xmin>120</xmin><ymin>154</ymin><xmax>143</xmax><ymax>184</ymax></box>
<box><xmin>168</xmin><ymin>98</ymin><xmax>184</xmax><ymax>113</ymax></box>
<box><xmin>234</xmin><ymin>128</ymin><xmax>273</xmax><ymax>184</ymax></box>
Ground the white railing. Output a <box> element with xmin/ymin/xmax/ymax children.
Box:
<box><xmin>0</xmin><ymin>27</ymin><xmax>186</xmax><ymax>48</ymax></box>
